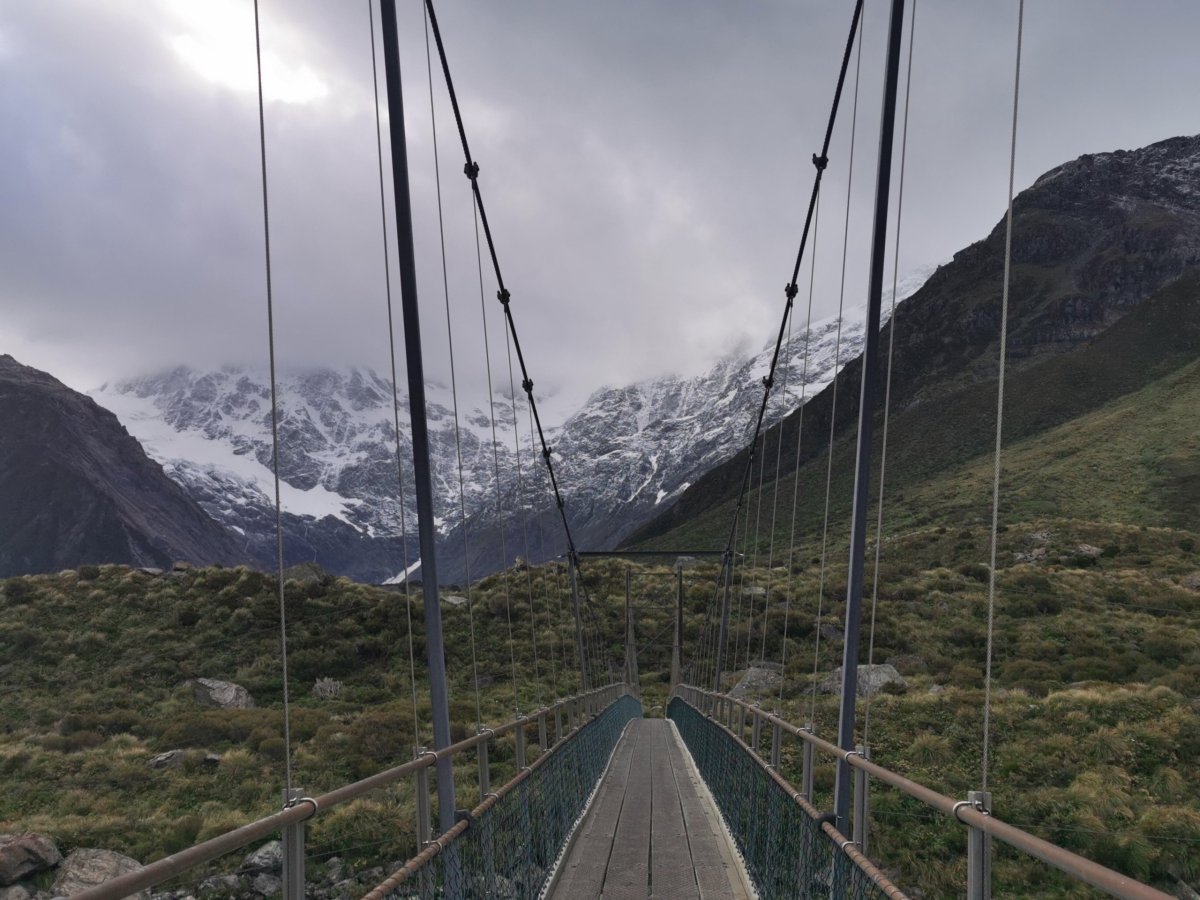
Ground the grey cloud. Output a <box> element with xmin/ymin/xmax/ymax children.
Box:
<box><xmin>2</xmin><ymin>0</ymin><xmax>1199</xmax><ymax>421</ymax></box>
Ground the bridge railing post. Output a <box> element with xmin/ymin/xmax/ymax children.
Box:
<box><xmin>736</xmin><ymin>702</ymin><xmax>747</xmax><ymax>741</ymax></box>
<box><xmin>414</xmin><ymin>748</ymin><xmax>432</xmax><ymax>898</ymax></box>
<box><xmin>751</xmin><ymin>706</ymin><xmax>763</xmax><ymax>755</ymax></box>
<box><xmin>281</xmin><ymin>788</ymin><xmax>305</xmax><ymax>900</ymax></box>
<box><xmin>966</xmin><ymin>790</ymin><xmax>992</xmax><ymax>900</ymax></box>
<box><xmin>477</xmin><ymin>731</ymin><xmax>490</xmax><ymax>799</ymax></box>
<box><xmin>853</xmin><ymin>745</ymin><xmax>871</xmax><ymax>854</ymax></box>
<box><xmin>538</xmin><ymin>712</ymin><xmax>548</xmax><ymax>751</ymax></box>
<box><xmin>554</xmin><ymin>703</ymin><xmax>563</xmax><ymax>744</ymax></box>
<box><xmin>515</xmin><ymin>716</ymin><xmax>528</xmax><ymax>770</ymax></box>
<box><xmin>802</xmin><ymin>726</ymin><xmax>815</xmax><ymax>801</ymax></box>
<box><xmin>770</xmin><ymin>720</ymin><xmax>782</xmax><ymax>769</ymax></box>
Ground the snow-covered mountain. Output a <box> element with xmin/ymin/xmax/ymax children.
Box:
<box><xmin>92</xmin><ymin>268</ymin><xmax>932</xmax><ymax>583</ymax></box>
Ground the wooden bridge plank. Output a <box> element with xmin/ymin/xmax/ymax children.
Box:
<box><xmin>550</xmin><ymin>720</ymin><xmax>640</xmax><ymax>898</ymax></box>
<box><xmin>602</xmin><ymin>719</ymin><xmax>654</xmax><ymax>899</ymax></box>
<box><xmin>664</xmin><ymin>724</ymin><xmax>747</xmax><ymax>900</ymax></box>
<box><xmin>545</xmin><ymin>718</ymin><xmax>751</xmax><ymax>900</ymax></box>
<box><xmin>649</xmin><ymin>721</ymin><xmax>700</xmax><ymax>900</ymax></box>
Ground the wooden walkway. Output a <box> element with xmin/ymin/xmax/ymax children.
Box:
<box><xmin>546</xmin><ymin>718</ymin><xmax>753</xmax><ymax>900</ymax></box>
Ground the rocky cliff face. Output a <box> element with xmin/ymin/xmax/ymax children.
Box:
<box><xmin>89</xmin><ymin>270</ymin><xmax>929</xmax><ymax>584</ymax></box>
<box><xmin>0</xmin><ymin>355</ymin><xmax>245</xmax><ymax>577</ymax></box>
<box><xmin>629</xmin><ymin>133</ymin><xmax>1200</xmax><ymax>544</ymax></box>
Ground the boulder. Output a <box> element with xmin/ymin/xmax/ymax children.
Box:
<box><xmin>52</xmin><ymin>849</ymin><xmax>145</xmax><ymax>899</ymax></box>
<box><xmin>248</xmin><ymin>873</ymin><xmax>281</xmax><ymax>896</ymax></box>
<box><xmin>819</xmin><ymin>664</ymin><xmax>908</xmax><ymax>697</ymax></box>
<box><xmin>0</xmin><ymin>884</ymin><xmax>32</xmax><ymax>900</ymax></box>
<box><xmin>197</xmin><ymin>874</ymin><xmax>244</xmax><ymax>896</ymax></box>
<box><xmin>147</xmin><ymin>750</ymin><xmax>187</xmax><ymax>770</ymax></box>
<box><xmin>0</xmin><ymin>833</ymin><xmax>61</xmax><ymax>886</ymax></box>
<box><xmin>237</xmin><ymin>841</ymin><xmax>282</xmax><ymax>875</ymax></box>
<box><xmin>187</xmin><ymin>679</ymin><xmax>255</xmax><ymax>710</ymax></box>
<box><xmin>283</xmin><ymin>562</ymin><xmax>328</xmax><ymax>587</ymax></box>
<box><xmin>728</xmin><ymin>664</ymin><xmax>782</xmax><ymax>700</ymax></box>
<box><xmin>441</xmin><ymin>594</ymin><xmax>468</xmax><ymax>607</ymax></box>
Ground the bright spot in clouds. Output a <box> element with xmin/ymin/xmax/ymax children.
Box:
<box><xmin>166</xmin><ymin>0</ymin><xmax>328</xmax><ymax>105</ymax></box>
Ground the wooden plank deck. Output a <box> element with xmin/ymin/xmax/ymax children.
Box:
<box><xmin>546</xmin><ymin>718</ymin><xmax>753</xmax><ymax>900</ymax></box>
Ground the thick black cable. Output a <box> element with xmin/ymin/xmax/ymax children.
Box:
<box><xmin>251</xmin><ymin>0</ymin><xmax>294</xmax><ymax>798</ymax></box>
<box><xmin>422</xmin><ymin>0</ymin><xmax>580</xmax><ymax>566</ymax></box>
<box><xmin>713</xmin><ymin>0</ymin><xmax>864</xmax><ymax>585</ymax></box>
<box><xmin>367</xmin><ymin>0</ymin><xmax>420</xmax><ymax>749</ymax></box>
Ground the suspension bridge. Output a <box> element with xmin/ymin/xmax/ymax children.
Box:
<box><xmin>53</xmin><ymin>0</ymin><xmax>1189</xmax><ymax>898</ymax></box>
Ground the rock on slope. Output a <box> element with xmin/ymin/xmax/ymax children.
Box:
<box><xmin>0</xmin><ymin>355</ymin><xmax>245</xmax><ymax>577</ymax></box>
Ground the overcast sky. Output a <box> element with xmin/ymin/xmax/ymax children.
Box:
<box><xmin>2</xmin><ymin>1</ymin><xmax>1198</xmax><ymax>419</ymax></box>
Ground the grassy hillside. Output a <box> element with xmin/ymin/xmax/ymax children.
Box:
<box><xmin>2</xmin><ymin>528</ymin><xmax>1198</xmax><ymax>895</ymax></box>
<box><xmin>632</xmin><ymin>272</ymin><xmax>1200</xmax><ymax>555</ymax></box>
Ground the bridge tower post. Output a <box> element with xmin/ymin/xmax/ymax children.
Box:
<box><xmin>712</xmin><ymin>549</ymin><xmax>733</xmax><ymax>693</ymax></box>
<box><xmin>669</xmin><ymin>567</ymin><xmax>683</xmax><ymax>694</ymax></box>
<box><xmin>378</xmin><ymin>0</ymin><xmax>457</xmax><ymax>836</ymax></box>
<box><xmin>833</xmin><ymin>0</ymin><xmax>906</xmax><ymax>836</ymax></box>
<box><xmin>623</xmin><ymin>565</ymin><xmax>640</xmax><ymax>694</ymax></box>
<box><xmin>569</xmin><ymin>556</ymin><xmax>591</xmax><ymax>691</ymax></box>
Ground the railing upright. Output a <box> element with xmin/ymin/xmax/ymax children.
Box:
<box><xmin>966</xmin><ymin>790</ymin><xmax>993</xmax><ymax>900</ymax></box>
<box><xmin>801</xmin><ymin>724</ymin><xmax>815</xmax><ymax>801</ymax></box>
<box><xmin>853</xmin><ymin>744</ymin><xmax>870</xmax><ymax>854</ymax></box>
<box><xmin>281</xmin><ymin>788</ymin><xmax>305</xmax><ymax>900</ymax></box>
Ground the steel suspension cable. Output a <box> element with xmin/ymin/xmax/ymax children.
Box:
<box><xmin>470</xmin><ymin>194</ymin><xmax>520</xmax><ymax>715</ymax></box>
<box><xmin>758</xmin><ymin>300</ymin><xmax>795</xmax><ymax>676</ymax></box>
<box><xmin>810</xmin><ymin>13</ymin><xmax>866</xmax><ymax>727</ymax></box>
<box><xmin>367</xmin><ymin>0</ymin><xmax>420</xmax><ymax>748</ymax></box>
<box><xmin>252</xmin><ymin>0</ymin><xmax>294</xmax><ymax>797</ymax></box>
<box><xmin>744</xmin><ymin>427</ymin><xmax>769</xmax><ymax>672</ymax></box>
<box><xmin>863</xmin><ymin>0</ymin><xmax>918</xmax><ymax>746</ymax></box>
<box><xmin>983</xmin><ymin>0</ymin><xmax>1025</xmax><ymax>793</ymax></box>
<box><xmin>422</xmin><ymin>0</ymin><xmax>482</xmax><ymax>731</ymax></box>
<box><xmin>500</xmin><ymin>326</ymin><xmax>544</xmax><ymax>710</ymax></box>
<box><xmin>778</xmin><ymin>192</ymin><xmax>821</xmax><ymax>709</ymax></box>
<box><xmin>709</xmin><ymin>0</ymin><xmax>864</xmax><ymax>686</ymax></box>
<box><xmin>519</xmin><ymin>399</ymin><xmax>546</xmax><ymax>707</ymax></box>
<box><xmin>422</xmin><ymin>0</ymin><xmax>580</xmax><ymax>567</ymax></box>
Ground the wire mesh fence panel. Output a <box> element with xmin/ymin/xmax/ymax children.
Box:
<box><xmin>669</xmin><ymin>697</ymin><xmax>896</xmax><ymax>900</ymax></box>
<box><xmin>385</xmin><ymin>694</ymin><xmax>641</xmax><ymax>899</ymax></box>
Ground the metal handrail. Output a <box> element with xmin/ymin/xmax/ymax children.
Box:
<box><xmin>673</xmin><ymin>686</ymin><xmax>1175</xmax><ymax>900</ymax></box>
<box><xmin>73</xmin><ymin>683</ymin><xmax>629</xmax><ymax>900</ymax></box>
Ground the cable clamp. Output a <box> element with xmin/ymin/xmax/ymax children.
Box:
<box><xmin>556</xmin><ymin>496</ymin><xmax>565</xmax><ymax>510</ymax></box>
<box><xmin>477</xmin><ymin>727</ymin><xmax>495</xmax><ymax>741</ymax></box>
<box><xmin>284</xmin><ymin>796</ymin><xmax>319</xmax><ymax>821</ymax></box>
<box><xmin>496</xmin><ymin>288</ymin><xmax>511</xmax><ymax>306</ymax></box>
<box><xmin>522</xmin><ymin>378</ymin><xmax>534</xmax><ymax>394</ymax></box>
<box><xmin>419</xmin><ymin>749</ymin><xmax>439</xmax><ymax>764</ymax></box>
<box><xmin>542</xmin><ymin>446</ymin><xmax>552</xmax><ymax>461</ymax></box>
<box><xmin>464</xmin><ymin>161</ymin><xmax>480</xmax><ymax>180</ymax></box>
<box><xmin>844</xmin><ymin>748</ymin><xmax>864</xmax><ymax>762</ymax></box>
<box><xmin>812</xmin><ymin>153</ymin><xmax>829</xmax><ymax>171</ymax></box>
<box><xmin>785</xmin><ymin>282</ymin><xmax>799</xmax><ymax>301</ymax></box>
<box><xmin>761</xmin><ymin>374</ymin><xmax>774</xmax><ymax>390</ymax></box>
<box><xmin>840</xmin><ymin>839</ymin><xmax>857</xmax><ymax>852</ymax></box>
<box><xmin>952</xmin><ymin>798</ymin><xmax>988</xmax><ymax>821</ymax></box>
